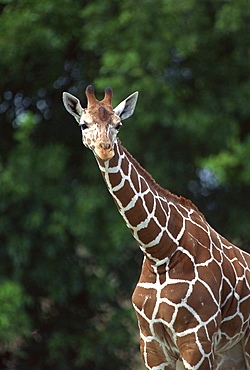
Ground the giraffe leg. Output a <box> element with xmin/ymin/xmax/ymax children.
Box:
<box><xmin>214</xmin><ymin>342</ymin><xmax>247</xmax><ymax>369</ymax></box>
<box><xmin>178</xmin><ymin>340</ymin><xmax>214</xmax><ymax>370</ymax></box>
<box><xmin>139</xmin><ymin>335</ymin><xmax>177</xmax><ymax>370</ymax></box>
<box><xmin>176</xmin><ymin>359</ymin><xmax>185</xmax><ymax>370</ymax></box>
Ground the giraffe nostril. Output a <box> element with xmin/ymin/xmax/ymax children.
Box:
<box><xmin>100</xmin><ymin>142</ymin><xmax>111</xmax><ymax>150</ymax></box>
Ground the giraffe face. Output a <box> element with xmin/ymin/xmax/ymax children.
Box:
<box><xmin>78</xmin><ymin>104</ymin><xmax>122</xmax><ymax>161</ymax></box>
<box><xmin>63</xmin><ymin>86</ymin><xmax>138</xmax><ymax>161</ymax></box>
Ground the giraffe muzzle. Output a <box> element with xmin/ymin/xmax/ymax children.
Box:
<box><xmin>95</xmin><ymin>142</ymin><xmax>114</xmax><ymax>161</ymax></box>
<box><xmin>99</xmin><ymin>142</ymin><xmax>111</xmax><ymax>150</ymax></box>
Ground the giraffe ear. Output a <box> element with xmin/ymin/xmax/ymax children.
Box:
<box><xmin>62</xmin><ymin>92</ymin><xmax>83</xmax><ymax>123</ymax></box>
<box><xmin>113</xmin><ymin>92</ymin><xmax>138</xmax><ymax>120</ymax></box>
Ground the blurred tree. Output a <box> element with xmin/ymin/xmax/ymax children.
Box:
<box><xmin>0</xmin><ymin>280</ymin><xmax>30</xmax><ymax>368</ymax></box>
<box><xmin>0</xmin><ymin>0</ymin><xmax>249</xmax><ymax>368</ymax></box>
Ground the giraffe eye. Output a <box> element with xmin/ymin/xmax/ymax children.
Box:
<box><xmin>115</xmin><ymin>122</ymin><xmax>123</xmax><ymax>130</ymax></box>
<box><xmin>79</xmin><ymin>123</ymin><xmax>88</xmax><ymax>130</ymax></box>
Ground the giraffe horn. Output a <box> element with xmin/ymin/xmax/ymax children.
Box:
<box><xmin>85</xmin><ymin>85</ymin><xmax>98</xmax><ymax>107</ymax></box>
<box><xmin>101</xmin><ymin>87</ymin><xmax>113</xmax><ymax>106</ymax></box>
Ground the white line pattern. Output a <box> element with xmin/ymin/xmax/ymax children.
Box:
<box><xmin>97</xmin><ymin>139</ymin><xmax>250</xmax><ymax>370</ymax></box>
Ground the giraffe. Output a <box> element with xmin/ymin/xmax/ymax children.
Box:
<box><xmin>62</xmin><ymin>86</ymin><xmax>250</xmax><ymax>370</ymax></box>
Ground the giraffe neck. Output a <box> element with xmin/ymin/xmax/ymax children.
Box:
<box><xmin>96</xmin><ymin>139</ymin><xmax>201</xmax><ymax>265</ymax></box>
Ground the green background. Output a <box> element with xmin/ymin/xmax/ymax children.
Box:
<box><xmin>0</xmin><ymin>0</ymin><xmax>249</xmax><ymax>368</ymax></box>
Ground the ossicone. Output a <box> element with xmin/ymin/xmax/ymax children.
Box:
<box><xmin>102</xmin><ymin>87</ymin><xmax>113</xmax><ymax>106</ymax></box>
<box><xmin>85</xmin><ymin>85</ymin><xmax>97</xmax><ymax>107</ymax></box>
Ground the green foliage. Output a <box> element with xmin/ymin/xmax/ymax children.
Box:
<box><xmin>0</xmin><ymin>110</ymin><xmax>139</xmax><ymax>368</ymax></box>
<box><xmin>0</xmin><ymin>280</ymin><xmax>30</xmax><ymax>344</ymax></box>
<box><xmin>201</xmin><ymin>135</ymin><xmax>250</xmax><ymax>186</ymax></box>
<box><xmin>0</xmin><ymin>0</ymin><xmax>249</xmax><ymax>368</ymax></box>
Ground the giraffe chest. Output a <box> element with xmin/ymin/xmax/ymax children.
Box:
<box><xmin>132</xmin><ymin>251</ymin><xmax>250</xmax><ymax>366</ymax></box>
<box><xmin>131</xmin><ymin>259</ymin><xmax>199</xmax><ymax>357</ymax></box>
<box><xmin>132</xmin><ymin>277</ymin><xmax>180</xmax><ymax>363</ymax></box>
<box><xmin>132</xmin><ymin>255</ymin><xmax>219</xmax><ymax>355</ymax></box>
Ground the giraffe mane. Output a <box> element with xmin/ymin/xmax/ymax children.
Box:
<box><xmin>119</xmin><ymin>140</ymin><xmax>204</xmax><ymax>219</ymax></box>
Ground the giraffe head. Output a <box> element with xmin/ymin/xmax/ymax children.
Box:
<box><xmin>62</xmin><ymin>85</ymin><xmax>138</xmax><ymax>161</ymax></box>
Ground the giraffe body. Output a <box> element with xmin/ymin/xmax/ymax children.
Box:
<box><xmin>63</xmin><ymin>86</ymin><xmax>250</xmax><ymax>370</ymax></box>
